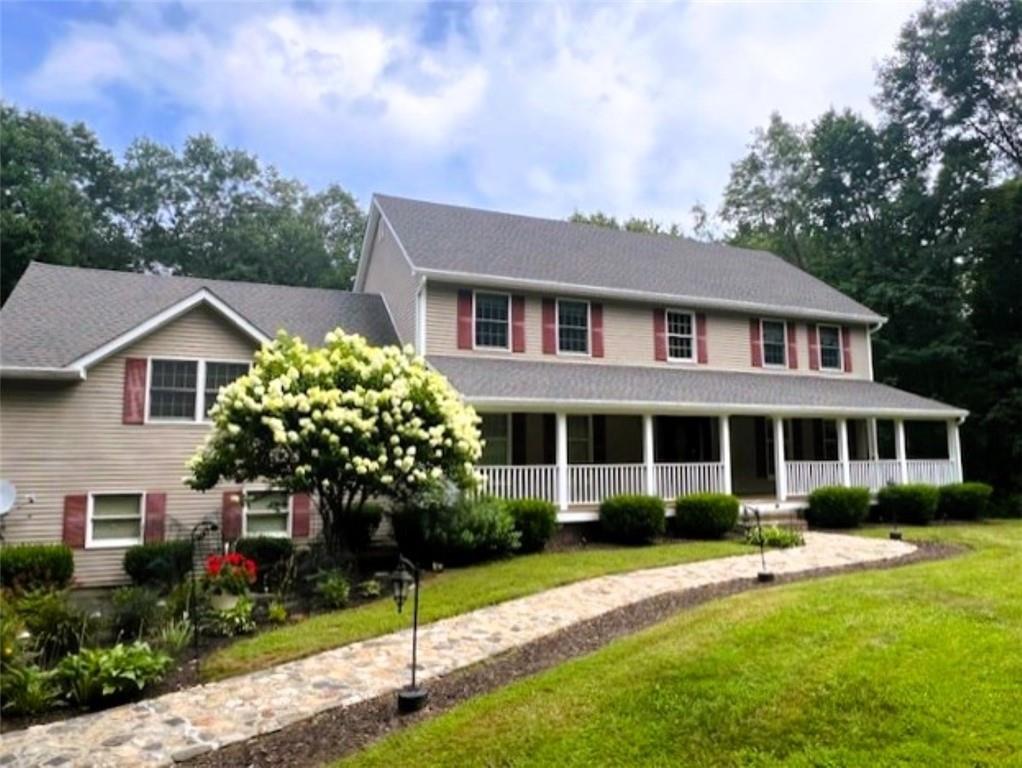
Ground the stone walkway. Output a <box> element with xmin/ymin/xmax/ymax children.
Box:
<box><xmin>0</xmin><ymin>533</ymin><xmax>914</xmax><ymax>767</ymax></box>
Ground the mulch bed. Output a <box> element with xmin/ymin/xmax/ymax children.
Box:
<box><xmin>187</xmin><ymin>539</ymin><xmax>960</xmax><ymax>768</ymax></box>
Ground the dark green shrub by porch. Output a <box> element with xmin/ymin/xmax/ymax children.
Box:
<box><xmin>393</xmin><ymin>493</ymin><xmax>520</xmax><ymax>565</ymax></box>
<box><xmin>235</xmin><ymin>536</ymin><xmax>294</xmax><ymax>591</ymax></box>
<box><xmin>600</xmin><ymin>494</ymin><xmax>666</xmax><ymax>545</ymax></box>
<box><xmin>806</xmin><ymin>486</ymin><xmax>870</xmax><ymax>528</ymax></box>
<box><xmin>877</xmin><ymin>484</ymin><xmax>940</xmax><ymax>525</ymax></box>
<box><xmin>506</xmin><ymin>498</ymin><xmax>558</xmax><ymax>552</ymax></box>
<box><xmin>672</xmin><ymin>493</ymin><xmax>739</xmax><ymax>539</ymax></box>
<box><xmin>0</xmin><ymin>544</ymin><xmax>74</xmax><ymax>593</ymax></box>
<box><xmin>937</xmin><ymin>482</ymin><xmax>993</xmax><ymax>520</ymax></box>
<box><xmin>123</xmin><ymin>541</ymin><xmax>193</xmax><ymax>591</ymax></box>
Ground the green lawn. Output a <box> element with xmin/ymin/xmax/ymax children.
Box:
<box><xmin>203</xmin><ymin>539</ymin><xmax>745</xmax><ymax>681</ymax></box>
<box><xmin>341</xmin><ymin>521</ymin><xmax>1022</xmax><ymax>767</ymax></box>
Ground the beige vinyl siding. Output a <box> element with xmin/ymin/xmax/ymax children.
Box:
<box><xmin>426</xmin><ymin>282</ymin><xmax>872</xmax><ymax>380</ymax></box>
<box><xmin>0</xmin><ymin>305</ymin><xmax>320</xmax><ymax>587</ymax></box>
<box><xmin>362</xmin><ymin>218</ymin><xmax>416</xmax><ymax>345</ymax></box>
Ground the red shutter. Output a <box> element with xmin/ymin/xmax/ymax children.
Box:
<box><xmin>749</xmin><ymin>319</ymin><xmax>763</xmax><ymax>367</ymax></box>
<box><xmin>221</xmin><ymin>490</ymin><xmax>243</xmax><ymax>541</ymax></box>
<box><xmin>456</xmin><ymin>290</ymin><xmax>473</xmax><ymax>350</ymax></box>
<box><xmin>291</xmin><ymin>493</ymin><xmax>311</xmax><ymax>538</ymax></box>
<box><xmin>696</xmin><ymin>313</ymin><xmax>708</xmax><ymax>364</ymax></box>
<box><xmin>122</xmin><ymin>358</ymin><xmax>147</xmax><ymax>424</ymax></box>
<box><xmin>653</xmin><ymin>309</ymin><xmax>667</xmax><ymax>361</ymax></box>
<box><xmin>842</xmin><ymin>326</ymin><xmax>853</xmax><ymax>373</ymax></box>
<box><xmin>787</xmin><ymin>323</ymin><xmax>798</xmax><ymax>369</ymax></box>
<box><xmin>511</xmin><ymin>295</ymin><xmax>526</xmax><ymax>353</ymax></box>
<box><xmin>63</xmin><ymin>495</ymin><xmax>87</xmax><ymax>549</ymax></box>
<box><xmin>591</xmin><ymin>303</ymin><xmax>604</xmax><ymax>358</ymax></box>
<box><xmin>144</xmin><ymin>493</ymin><xmax>167</xmax><ymax>543</ymax></box>
<box><xmin>807</xmin><ymin>324</ymin><xmax>820</xmax><ymax>370</ymax></box>
<box><xmin>542</xmin><ymin>299</ymin><xmax>557</xmax><ymax>354</ymax></box>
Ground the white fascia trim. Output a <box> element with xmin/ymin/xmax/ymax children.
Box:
<box><xmin>353</xmin><ymin>205</ymin><xmax>381</xmax><ymax>292</ymax></box>
<box><xmin>419</xmin><ymin>267</ymin><xmax>885</xmax><ymax>325</ymax></box>
<box><xmin>468</xmin><ymin>396</ymin><xmax>968</xmax><ymax>420</ymax></box>
<box><xmin>355</xmin><ymin>197</ymin><xmax>419</xmax><ymax>293</ymax></box>
<box><xmin>68</xmin><ymin>289</ymin><xmax>269</xmax><ymax>372</ymax></box>
<box><xmin>0</xmin><ymin>366</ymin><xmax>86</xmax><ymax>381</ymax></box>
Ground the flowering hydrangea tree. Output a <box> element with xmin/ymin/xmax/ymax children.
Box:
<box><xmin>186</xmin><ymin>329</ymin><xmax>482</xmax><ymax>555</ymax></box>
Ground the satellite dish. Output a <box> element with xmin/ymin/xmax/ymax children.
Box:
<box><xmin>0</xmin><ymin>480</ymin><xmax>16</xmax><ymax>516</ymax></box>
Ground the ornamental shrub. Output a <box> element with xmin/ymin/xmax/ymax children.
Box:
<box><xmin>393</xmin><ymin>492</ymin><xmax>520</xmax><ymax>565</ymax></box>
<box><xmin>201</xmin><ymin>597</ymin><xmax>256</xmax><ymax>637</ymax></box>
<box><xmin>123</xmin><ymin>541</ymin><xmax>193</xmax><ymax>591</ymax></box>
<box><xmin>13</xmin><ymin>590</ymin><xmax>99</xmax><ymax>666</ymax></box>
<box><xmin>745</xmin><ymin>525</ymin><xmax>804</xmax><ymax>549</ymax></box>
<box><xmin>672</xmin><ymin>494</ymin><xmax>739</xmax><ymax>539</ymax></box>
<box><xmin>506</xmin><ymin>498</ymin><xmax>558</xmax><ymax>553</ymax></box>
<box><xmin>0</xmin><ymin>664</ymin><xmax>60</xmax><ymax>716</ymax></box>
<box><xmin>235</xmin><ymin>537</ymin><xmax>293</xmax><ymax>592</ymax></box>
<box><xmin>600</xmin><ymin>495</ymin><xmax>666</xmax><ymax>545</ymax></box>
<box><xmin>56</xmin><ymin>641</ymin><xmax>172</xmax><ymax>709</ymax></box>
<box><xmin>877</xmin><ymin>484</ymin><xmax>940</xmax><ymax>525</ymax></box>
<box><xmin>315</xmin><ymin>569</ymin><xmax>351</xmax><ymax>609</ymax></box>
<box><xmin>989</xmin><ymin>493</ymin><xmax>1022</xmax><ymax>519</ymax></box>
<box><xmin>0</xmin><ymin>544</ymin><xmax>74</xmax><ymax>593</ymax></box>
<box><xmin>937</xmin><ymin>482</ymin><xmax>993</xmax><ymax>520</ymax></box>
<box><xmin>806</xmin><ymin>486</ymin><xmax>871</xmax><ymax>529</ymax></box>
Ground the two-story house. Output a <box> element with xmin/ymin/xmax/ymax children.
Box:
<box><xmin>0</xmin><ymin>194</ymin><xmax>965</xmax><ymax>585</ymax></box>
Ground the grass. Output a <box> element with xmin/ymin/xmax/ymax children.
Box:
<box><xmin>203</xmin><ymin>538</ymin><xmax>744</xmax><ymax>681</ymax></box>
<box><xmin>340</xmin><ymin>521</ymin><xmax>1022</xmax><ymax>767</ymax></box>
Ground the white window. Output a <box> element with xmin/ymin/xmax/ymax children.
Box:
<box><xmin>567</xmin><ymin>415</ymin><xmax>593</xmax><ymax>463</ymax></box>
<box><xmin>474</xmin><ymin>292</ymin><xmax>510</xmax><ymax>349</ymax></box>
<box><xmin>479</xmin><ymin>413</ymin><xmax>511</xmax><ymax>465</ymax></box>
<box><xmin>147</xmin><ymin>358</ymin><xmax>249</xmax><ymax>422</ymax></box>
<box><xmin>557</xmin><ymin>299</ymin><xmax>590</xmax><ymax>354</ymax></box>
<box><xmin>244</xmin><ymin>491</ymin><xmax>291</xmax><ymax>537</ymax></box>
<box><xmin>818</xmin><ymin>325</ymin><xmax>842</xmax><ymax>370</ymax></box>
<box><xmin>88</xmin><ymin>493</ymin><xmax>144</xmax><ymax>548</ymax></box>
<box><xmin>666</xmin><ymin>310</ymin><xmax>695</xmax><ymax>361</ymax></box>
<box><xmin>761</xmin><ymin>320</ymin><xmax>787</xmax><ymax>367</ymax></box>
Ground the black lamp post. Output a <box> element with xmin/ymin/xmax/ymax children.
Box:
<box><xmin>885</xmin><ymin>481</ymin><xmax>902</xmax><ymax>540</ymax></box>
<box><xmin>384</xmin><ymin>554</ymin><xmax>427</xmax><ymax>713</ymax></box>
<box><xmin>189</xmin><ymin>520</ymin><xmax>219</xmax><ymax>674</ymax></box>
<box><xmin>754</xmin><ymin>509</ymin><xmax>775</xmax><ymax>583</ymax></box>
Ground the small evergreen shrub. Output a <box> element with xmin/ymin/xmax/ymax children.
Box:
<box><xmin>56</xmin><ymin>641</ymin><xmax>172</xmax><ymax>709</ymax></box>
<box><xmin>877</xmin><ymin>484</ymin><xmax>940</xmax><ymax>525</ymax></box>
<box><xmin>0</xmin><ymin>544</ymin><xmax>74</xmax><ymax>593</ymax></box>
<box><xmin>433</xmin><ymin>496</ymin><xmax>520</xmax><ymax>565</ymax></box>
<box><xmin>806</xmin><ymin>486</ymin><xmax>871</xmax><ymax>529</ymax></box>
<box><xmin>672</xmin><ymin>494</ymin><xmax>739</xmax><ymax>539</ymax></box>
<box><xmin>989</xmin><ymin>493</ymin><xmax>1022</xmax><ymax>519</ymax></box>
<box><xmin>315</xmin><ymin>570</ymin><xmax>351</xmax><ymax>609</ymax></box>
<box><xmin>745</xmin><ymin>525</ymin><xmax>804</xmax><ymax>549</ymax></box>
<box><xmin>235</xmin><ymin>536</ymin><xmax>294</xmax><ymax>592</ymax></box>
<box><xmin>123</xmin><ymin>541</ymin><xmax>193</xmax><ymax>591</ymax></box>
<box><xmin>937</xmin><ymin>482</ymin><xmax>993</xmax><ymax>520</ymax></box>
<box><xmin>506</xmin><ymin>498</ymin><xmax>558</xmax><ymax>553</ymax></box>
<box><xmin>600</xmin><ymin>494</ymin><xmax>666</xmax><ymax>545</ymax></box>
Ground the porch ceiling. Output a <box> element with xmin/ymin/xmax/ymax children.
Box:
<box><xmin>428</xmin><ymin>356</ymin><xmax>967</xmax><ymax>419</ymax></box>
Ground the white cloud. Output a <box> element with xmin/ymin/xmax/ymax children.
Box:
<box><xmin>21</xmin><ymin>0</ymin><xmax>921</xmax><ymax>228</ymax></box>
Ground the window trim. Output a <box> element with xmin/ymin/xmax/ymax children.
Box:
<box><xmin>555</xmin><ymin>298</ymin><xmax>591</xmax><ymax>357</ymax></box>
<box><xmin>471</xmin><ymin>291</ymin><xmax>512</xmax><ymax>352</ymax></box>
<box><xmin>759</xmin><ymin>318</ymin><xmax>788</xmax><ymax>369</ymax></box>
<box><xmin>86</xmin><ymin>491</ymin><xmax>146</xmax><ymax>549</ymax></box>
<box><xmin>242</xmin><ymin>488</ymin><xmax>293</xmax><ymax>539</ymax></box>
<box><xmin>816</xmin><ymin>323</ymin><xmax>843</xmax><ymax>372</ymax></box>
<box><xmin>145</xmin><ymin>356</ymin><xmax>251</xmax><ymax>425</ymax></box>
<box><xmin>665</xmin><ymin>308</ymin><xmax>696</xmax><ymax>364</ymax></box>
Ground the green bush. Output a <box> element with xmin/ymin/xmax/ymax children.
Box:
<box><xmin>123</xmin><ymin>540</ymin><xmax>193</xmax><ymax>591</ymax></box>
<box><xmin>267</xmin><ymin>601</ymin><xmax>288</xmax><ymax>624</ymax></box>
<box><xmin>877</xmin><ymin>484</ymin><xmax>940</xmax><ymax>525</ymax></box>
<box><xmin>394</xmin><ymin>493</ymin><xmax>520</xmax><ymax>565</ymax></box>
<box><xmin>672</xmin><ymin>494</ymin><xmax>739</xmax><ymax>539</ymax></box>
<box><xmin>56</xmin><ymin>641</ymin><xmax>172</xmax><ymax>709</ymax></box>
<box><xmin>200</xmin><ymin>596</ymin><xmax>256</xmax><ymax>637</ymax></box>
<box><xmin>745</xmin><ymin>525</ymin><xmax>805</xmax><ymax>549</ymax></box>
<box><xmin>356</xmin><ymin>579</ymin><xmax>382</xmax><ymax>599</ymax></box>
<box><xmin>0</xmin><ymin>664</ymin><xmax>60</xmax><ymax>716</ymax></box>
<box><xmin>0</xmin><ymin>544</ymin><xmax>74</xmax><ymax>593</ymax></box>
<box><xmin>506</xmin><ymin>498</ymin><xmax>558</xmax><ymax>553</ymax></box>
<box><xmin>806</xmin><ymin>486</ymin><xmax>871</xmax><ymax>529</ymax></box>
<box><xmin>989</xmin><ymin>493</ymin><xmax>1022</xmax><ymax>519</ymax></box>
<box><xmin>13</xmin><ymin>590</ymin><xmax>98</xmax><ymax>666</ymax></box>
<box><xmin>110</xmin><ymin>586</ymin><xmax>164</xmax><ymax>641</ymax></box>
<box><xmin>235</xmin><ymin>537</ymin><xmax>294</xmax><ymax>592</ymax></box>
<box><xmin>600</xmin><ymin>495</ymin><xmax>666</xmax><ymax>545</ymax></box>
<box><xmin>154</xmin><ymin>617</ymin><xmax>193</xmax><ymax>657</ymax></box>
<box><xmin>340</xmin><ymin>503</ymin><xmax>385</xmax><ymax>553</ymax></box>
<box><xmin>315</xmin><ymin>570</ymin><xmax>351</xmax><ymax>609</ymax></box>
<box><xmin>937</xmin><ymin>482</ymin><xmax>993</xmax><ymax>520</ymax></box>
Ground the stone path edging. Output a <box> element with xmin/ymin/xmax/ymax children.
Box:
<box><xmin>0</xmin><ymin>533</ymin><xmax>914</xmax><ymax>767</ymax></box>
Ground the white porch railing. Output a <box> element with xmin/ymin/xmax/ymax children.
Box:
<box><xmin>655</xmin><ymin>462</ymin><xmax>727</xmax><ymax>499</ymax></box>
<box><xmin>569</xmin><ymin>463</ymin><xmax>646</xmax><ymax>505</ymax></box>
<box><xmin>906</xmin><ymin>459</ymin><xmax>957</xmax><ymax>485</ymax></box>
<box><xmin>785</xmin><ymin>460</ymin><xmax>843</xmax><ymax>496</ymax></box>
<box><xmin>849</xmin><ymin>459</ymin><xmax>902</xmax><ymax>491</ymax></box>
<box><xmin>476</xmin><ymin>465</ymin><xmax>557</xmax><ymax>501</ymax></box>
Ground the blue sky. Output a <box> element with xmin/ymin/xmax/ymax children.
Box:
<box><xmin>2</xmin><ymin>1</ymin><xmax>921</xmax><ymax>230</ymax></box>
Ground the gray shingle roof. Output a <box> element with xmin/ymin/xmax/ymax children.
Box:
<box><xmin>374</xmin><ymin>194</ymin><xmax>883</xmax><ymax>323</ymax></box>
<box><xmin>1</xmin><ymin>263</ymin><xmax>398</xmax><ymax>369</ymax></box>
<box><xmin>429</xmin><ymin>356</ymin><xmax>965</xmax><ymax>417</ymax></box>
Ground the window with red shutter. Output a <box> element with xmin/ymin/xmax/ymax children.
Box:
<box><xmin>787</xmin><ymin>323</ymin><xmax>799</xmax><ymax>369</ymax></box>
<box><xmin>653</xmin><ymin>309</ymin><xmax>667</xmax><ymax>361</ymax></box>
<box><xmin>456</xmin><ymin>290</ymin><xmax>473</xmax><ymax>349</ymax></box>
<box><xmin>696</xmin><ymin>313</ymin><xmax>708</xmax><ymax>364</ymax></box>
<box><xmin>542</xmin><ymin>299</ymin><xmax>556</xmax><ymax>354</ymax></box>
<box><xmin>842</xmin><ymin>326</ymin><xmax>853</xmax><ymax>372</ymax></box>
<box><xmin>749</xmin><ymin>319</ymin><xmax>763</xmax><ymax>367</ymax></box>
<box><xmin>144</xmin><ymin>493</ymin><xmax>167</xmax><ymax>543</ymax></box>
<box><xmin>122</xmin><ymin>358</ymin><xmax>148</xmax><ymax>424</ymax></box>
<box><xmin>591</xmin><ymin>303</ymin><xmax>604</xmax><ymax>358</ymax></box>
<box><xmin>63</xmin><ymin>495</ymin><xmax>87</xmax><ymax>549</ymax></box>
<box><xmin>511</xmin><ymin>295</ymin><xmax>526</xmax><ymax>353</ymax></box>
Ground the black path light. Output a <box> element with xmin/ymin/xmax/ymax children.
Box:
<box><xmin>381</xmin><ymin>554</ymin><xmax>428</xmax><ymax>713</ymax></box>
<box><xmin>886</xmin><ymin>481</ymin><xmax>902</xmax><ymax>540</ymax></box>
<box><xmin>754</xmin><ymin>508</ymin><xmax>775</xmax><ymax>583</ymax></box>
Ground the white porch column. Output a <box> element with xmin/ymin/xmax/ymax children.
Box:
<box><xmin>719</xmin><ymin>414</ymin><xmax>732</xmax><ymax>495</ymax></box>
<box><xmin>773</xmin><ymin>416</ymin><xmax>787</xmax><ymax>501</ymax></box>
<box><xmin>555</xmin><ymin>412</ymin><xmax>569</xmax><ymax>511</ymax></box>
<box><xmin>642</xmin><ymin>414</ymin><xmax>656</xmax><ymax>496</ymax></box>
<box><xmin>868</xmin><ymin>418</ymin><xmax>879</xmax><ymax>460</ymax></box>
<box><xmin>837</xmin><ymin>418</ymin><xmax>851</xmax><ymax>486</ymax></box>
<box><xmin>895</xmin><ymin>418</ymin><xmax>908</xmax><ymax>483</ymax></box>
<box><xmin>948</xmin><ymin>419</ymin><xmax>964</xmax><ymax>482</ymax></box>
